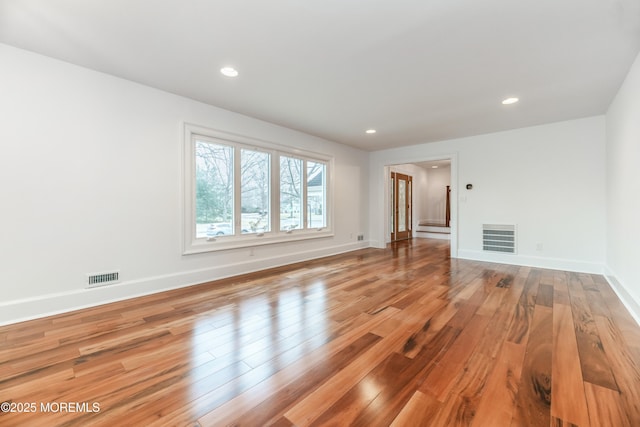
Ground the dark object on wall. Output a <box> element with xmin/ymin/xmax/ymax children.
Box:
<box><xmin>466</xmin><ymin>184</ymin><xmax>473</xmax><ymax>190</ymax></box>
<box><xmin>446</xmin><ymin>186</ymin><xmax>451</xmax><ymax>227</ymax></box>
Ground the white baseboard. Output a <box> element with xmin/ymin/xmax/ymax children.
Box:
<box><xmin>0</xmin><ymin>241</ymin><xmax>370</xmax><ymax>326</ymax></box>
<box><xmin>415</xmin><ymin>232</ymin><xmax>450</xmax><ymax>240</ymax></box>
<box><xmin>457</xmin><ymin>249</ymin><xmax>604</xmax><ymax>274</ymax></box>
<box><xmin>603</xmin><ymin>269</ymin><xmax>640</xmax><ymax>327</ymax></box>
<box><xmin>369</xmin><ymin>239</ymin><xmax>386</xmax><ymax>249</ymax></box>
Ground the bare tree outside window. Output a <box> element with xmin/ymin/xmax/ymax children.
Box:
<box><xmin>241</xmin><ymin>149</ymin><xmax>270</xmax><ymax>233</ymax></box>
<box><xmin>195</xmin><ymin>141</ymin><xmax>233</xmax><ymax>238</ymax></box>
<box><xmin>280</xmin><ymin>156</ymin><xmax>302</xmax><ymax>231</ymax></box>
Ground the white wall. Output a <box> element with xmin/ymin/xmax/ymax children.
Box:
<box><xmin>0</xmin><ymin>44</ymin><xmax>369</xmax><ymax>325</ymax></box>
<box><xmin>370</xmin><ymin>116</ymin><xmax>606</xmax><ymax>273</ymax></box>
<box><xmin>424</xmin><ymin>166</ymin><xmax>451</xmax><ymax>224</ymax></box>
<box><xmin>606</xmin><ymin>50</ymin><xmax>640</xmax><ymax>323</ymax></box>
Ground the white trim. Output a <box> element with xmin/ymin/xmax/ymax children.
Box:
<box><xmin>369</xmin><ymin>239</ymin><xmax>385</xmax><ymax>249</ymax></box>
<box><xmin>604</xmin><ymin>268</ymin><xmax>640</xmax><ymax>327</ymax></box>
<box><xmin>0</xmin><ymin>241</ymin><xmax>369</xmax><ymax>326</ymax></box>
<box><xmin>184</xmin><ymin>230</ymin><xmax>335</xmax><ymax>254</ymax></box>
<box><xmin>415</xmin><ymin>232</ymin><xmax>450</xmax><ymax>240</ymax></box>
<box><xmin>183</xmin><ymin>123</ymin><xmax>332</xmax><ymax>158</ymax></box>
<box><xmin>457</xmin><ymin>249</ymin><xmax>604</xmax><ymax>274</ymax></box>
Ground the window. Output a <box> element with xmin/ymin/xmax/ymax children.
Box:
<box><xmin>307</xmin><ymin>161</ymin><xmax>326</xmax><ymax>228</ymax></box>
<box><xmin>241</xmin><ymin>148</ymin><xmax>270</xmax><ymax>234</ymax></box>
<box><xmin>280</xmin><ymin>156</ymin><xmax>303</xmax><ymax>231</ymax></box>
<box><xmin>183</xmin><ymin>124</ymin><xmax>333</xmax><ymax>254</ymax></box>
<box><xmin>195</xmin><ymin>141</ymin><xmax>233</xmax><ymax>238</ymax></box>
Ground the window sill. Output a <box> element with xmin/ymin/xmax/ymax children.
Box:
<box><xmin>183</xmin><ymin>229</ymin><xmax>334</xmax><ymax>255</ymax></box>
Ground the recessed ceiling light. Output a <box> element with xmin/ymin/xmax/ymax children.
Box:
<box><xmin>432</xmin><ymin>165</ymin><xmax>438</xmax><ymax>169</ymax></box>
<box><xmin>502</xmin><ymin>97</ymin><xmax>519</xmax><ymax>105</ymax></box>
<box><xmin>365</xmin><ymin>129</ymin><xmax>376</xmax><ymax>134</ymax></box>
<box><xmin>220</xmin><ymin>67</ymin><xmax>239</xmax><ymax>77</ymax></box>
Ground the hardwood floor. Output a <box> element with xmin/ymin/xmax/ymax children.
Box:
<box><xmin>1</xmin><ymin>239</ymin><xmax>640</xmax><ymax>426</ymax></box>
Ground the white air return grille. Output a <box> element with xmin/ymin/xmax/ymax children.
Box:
<box><xmin>87</xmin><ymin>271</ymin><xmax>120</xmax><ymax>288</ymax></box>
<box><xmin>483</xmin><ymin>224</ymin><xmax>516</xmax><ymax>254</ymax></box>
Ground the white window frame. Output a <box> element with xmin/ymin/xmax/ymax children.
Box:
<box><xmin>182</xmin><ymin>123</ymin><xmax>334</xmax><ymax>254</ymax></box>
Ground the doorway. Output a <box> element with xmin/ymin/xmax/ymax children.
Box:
<box><xmin>379</xmin><ymin>155</ymin><xmax>457</xmax><ymax>257</ymax></box>
<box><xmin>390</xmin><ymin>171</ymin><xmax>412</xmax><ymax>241</ymax></box>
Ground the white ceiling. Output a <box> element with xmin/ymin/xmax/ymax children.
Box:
<box><xmin>1</xmin><ymin>0</ymin><xmax>639</xmax><ymax>151</ymax></box>
<box><xmin>415</xmin><ymin>160</ymin><xmax>451</xmax><ymax>170</ymax></box>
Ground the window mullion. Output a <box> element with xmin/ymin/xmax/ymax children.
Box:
<box><xmin>233</xmin><ymin>146</ymin><xmax>242</xmax><ymax>235</ymax></box>
<box><xmin>272</xmin><ymin>152</ymin><xmax>280</xmax><ymax>235</ymax></box>
<box><xmin>302</xmin><ymin>159</ymin><xmax>308</xmax><ymax>230</ymax></box>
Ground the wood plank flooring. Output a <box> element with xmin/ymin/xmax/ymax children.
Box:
<box><xmin>1</xmin><ymin>239</ymin><xmax>640</xmax><ymax>426</ymax></box>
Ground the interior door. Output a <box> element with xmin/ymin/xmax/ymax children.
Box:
<box><xmin>391</xmin><ymin>172</ymin><xmax>412</xmax><ymax>241</ymax></box>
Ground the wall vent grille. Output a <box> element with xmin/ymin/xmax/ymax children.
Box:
<box><xmin>87</xmin><ymin>271</ymin><xmax>120</xmax><ymax>288</ymax></box>
<box><xmin>482</xmin><ymin>224</ymin><xmax>516</xmax><ymax>254</ymax></box>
